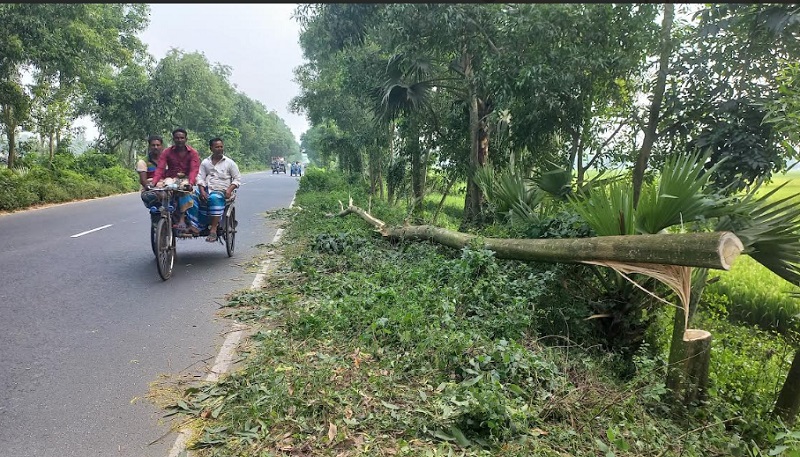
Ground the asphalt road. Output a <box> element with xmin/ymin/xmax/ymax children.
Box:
<box><xmin>0</xmin><ymin>170</ymin><xmax>299</xmax><ymax>457</ymax></box>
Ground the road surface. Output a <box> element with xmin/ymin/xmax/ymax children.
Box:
<box><xmin>0</xmin><ymin>171</ymin><xmax>298</xmax><ymax>457</ymax></box>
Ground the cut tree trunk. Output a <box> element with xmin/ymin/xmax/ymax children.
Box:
<box><xmin>666</xmin><ymin>329</ymin><xmax>713</xmax><ymax>405</ymax></box>
<box><xmin>336</xmin><ymin>201</ymin><xmax>744</xmax><ymax>270</ymax></box>
<box><xmin>774</xmin><ymin>349</ymin><xmax>800</xmax><ymax>425</ymax></box>
<box><xmin>338</xmin><ymin>201</ymin><xmax>735</xmax><ymax>406</ymax></box>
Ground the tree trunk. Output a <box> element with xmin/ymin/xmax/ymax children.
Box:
<box><xmin>633</xmin><ymin>3</ymin><xmax>674</xmax><ymax>209</ymax></box>
<box><xmin>774</xmin><ymin>349</ymin><xmax>800</xmax><ymax>425</ymax></box>
<box><xmin>409</xmin><ymin>117</ymin><xmax>424</xmax><ymax>219</ymax></box>
<box><xmin>387</xmin><ymin>121</ymin><xmax>398</xmax><ymax>206</ymax></box>
<box><xmin>48</xmin><ymin>133</ymin><xmax>55</xmax><ymax>161</ymax></box>
<box><xmin>128</xmin><ymin>139</ymin><xmax>136</xmax><ymax>168</ymax></box>
<box><xmin>463</xmin><ymin>86</ymin><xmax>481</xmax><ymax>226</ymax></box>
<box><xmin>572</xmin><ymin>127</ymin><xmax>585</xmax><ymax>187</ymax></box>
<box><xmin>337</xmin><ymin>201</ymin><xmax>744</xmax><ymax>270</ymax></box>
<box><xmin>462</xmin><ymin>47</ymin><xmax>489</xmax><ymax>228</ymax></box>
<box><xmin>432</xmin><ymin>172</ymin><xmax>458</xmax><ymax>225</ymax></box>
<box><xmin>666</xmin><ymin>329</ymin><xmax>713</xmax><ymax>405</ymax></box>
<box><xmin>2</xmin><ymin>107</ymin><xmax>18</xmax><ymax>169</ymax></box>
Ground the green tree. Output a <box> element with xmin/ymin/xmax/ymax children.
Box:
<box><xmin>0</xmin><ymin>3</ymin><xmax>149</xmax><ymax>168</ymax></box>
<box><xmin>659</xmin><ymin>4</ymin><xmax>800</xmax><ymax>193</ymax></box>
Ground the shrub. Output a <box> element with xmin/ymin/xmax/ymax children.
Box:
<box><xmin>73</xmin><ymin>151</ymin><xmax>119</xmax><ymax>177</ymax></box>
<box><xmin>0</xmin><ymin>169</ymin><xmax>39</xmax><ymax>210</ymax></box>
<box><xmin>298</xmin><ymin>166</ymin><xmax>360</xmax><ymax>194</ymax></box>
<box><xmin>94</xmin><ymin>165</ymin><xmax>137</xmax><ymax>191</ymax></box>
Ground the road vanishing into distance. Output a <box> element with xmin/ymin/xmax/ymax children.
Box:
<box><xmin>0</xmin><ymin>170</ymin><xmax>299</xmax><ymax>457</ymax></box>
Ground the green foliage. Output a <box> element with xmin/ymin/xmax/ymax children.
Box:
<box><xmin>73</xmin><ymin>151</ymin><xmax>119</xmax><ymax>176</ymax></box>
<box><xmin>167</xmin><ymin>168</ymin><xmax>800</xmax><ymax>457</ymax></box>
<box><xmin>0</xmin><ymin>154</ymin><xmax>135</xmax><ymax>211</ymax></box>
<box><xmin>474</xmin><ymin>164</ymin><xmax>545</xmax><ymax>225</ymax></box>
<box><xmin>635</xmin><ymin>151</ymin><xmax>722</xmax><ymax>234</ymax></box>
<box><xmin>0</xmin><ymin>4</ymin><xmax>149</xmax><ymax>166</ymax></box>
<box><xmin>297</xmin><ymin>166</ymin><xmax>355</xmax><ymax>194</ymax></box>
<box><xmin>716</xmin><ymin>181</ymin><xmax>800</xmax><ymax>287</ymax></box>
<box><xmin>93</xmin><ymin>166</ymin><xmax>137</xmax><ymax>191</ymax></box>
<box><xmin>570</xmin><ymin>180</ymin><xmax>636</xmax><ymax>236</ymax></box>
<box><xmin>706</xmin><ymin>256</ymin><xmax>800</xmax><ymax>335</ymax></box>
<box><xmin>521</xmin><ymin>210</ymin><xmax>594</xmax><ymax>240</ymax></box>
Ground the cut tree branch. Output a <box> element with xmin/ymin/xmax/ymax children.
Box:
<box><xmin>337</xmin><ymin>200</ymin><xmax>744</xmax><ymax>271</ymax></box>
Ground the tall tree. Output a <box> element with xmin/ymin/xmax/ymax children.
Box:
<box><xmin>0</xmin><ymin>3</ymin><xmax>149</xmax><ymax>167</ymax></box>
<box><xmin>659</xmin><ymin>4</ymin><xmax>800</xmax><ymax>193</ymax></box>
<box><xmin>632</xmin><ymin>4</ymin><xmax>675</xmax><ymax>208</ymax></box>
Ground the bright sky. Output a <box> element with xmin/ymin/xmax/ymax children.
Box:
<box><xmin>76</xmin><ymin>3</ymin><xmax>310</xmax><ymax>144</ymax></box>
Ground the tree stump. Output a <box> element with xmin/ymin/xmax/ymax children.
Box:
<box><xmin>667</xmin><ymin>328</ymin><xmax>713</xmax><ymax>405</ymax></box>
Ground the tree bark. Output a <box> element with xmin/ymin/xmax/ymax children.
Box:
<box><xmin>387</xmin><ymin>122</ymin><xmax>397</xmax><ymax>206</ymax></box>
<box><xmin>408</xmin><ymin>117</ymin><xmax>424</xmax><ymax>219</ymax></box>
<box><xmin>432</xmin><ymin>172</ymin><xmax>458</xmax><ymax>225</ymax></box>
<box><xmin>2</xmin><ymin>107</ymin><xmax>18</xmax><ymax>169</ymax></box>
<box><xmin>774</xmin><ymin>349</ymin><xmax>800</xmax><ymax>425</ymax></box>
<box><xmin>666</xmin><ymin>329</ymin><xmax>713</xmax><ymax>405</ymax></box>
<box><xmin>633</xmin><ymin>4</ymin><xmax>674</xmax><ymax>209</ymax></box>
<box><xmin>337</xmin><ymin>202</ymin><xmax>744</xmax><ymax>270</ymax></box>
<box><xmin>462</xmin><ymin>46</ymin><xmax>488</xmax><ymax>228</ymax></box>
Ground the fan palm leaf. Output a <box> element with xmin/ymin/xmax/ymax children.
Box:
<box><xmin>535</xmin><ymin>167</ymin><xmax>572</xmax><ymax>200</ymax></box>
<box><xmin>715</xmin><ymin>181</ymin><xmax>800</xmax><ymax>286</ymax></box>
<box><xmin>634</xmin><ymin>151</ymin><xmax>723</xmax><ymax>234</ymax></box>
<box><xmin>569</xmin><ymin>181</ymin><xmax>635</xmax><ymax>236</ymax></box>
<box><xmin>474</xmin><ymin>164</ymin><xmax>544</xmax><ymax>224</ymax></box>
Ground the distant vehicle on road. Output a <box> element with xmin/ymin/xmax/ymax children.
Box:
<box><xmin>290</xmin><ymin>161</ymin><xmax>303</xmax><ymax>177</ymax></box>
<box><xmin>271</xmin><ymin>156</ymin><xmax>286</xmax><ymax>174</ymax></box>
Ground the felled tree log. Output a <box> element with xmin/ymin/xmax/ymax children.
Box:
<box><xmin>337</xmin><ymin>202</ymin><xmax>744</xmax><ymax>270</ymax></box>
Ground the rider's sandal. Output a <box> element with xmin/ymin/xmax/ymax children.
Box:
<box><xmin>173</xmin><ymin>222</ymin><xmax>187</xmax><ymax>231</ymax></box>
<box><xmin>205</xmin><ymin>233</ymin><xmax>218</xmax><ymax>243</ymax></box>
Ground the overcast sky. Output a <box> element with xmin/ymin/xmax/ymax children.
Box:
<box><xmin>77</xmin><ymin>3</ymin><xmax>310</xmax><ymax>144</ymax></box>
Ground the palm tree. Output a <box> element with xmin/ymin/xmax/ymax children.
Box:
<box><xmin>373</xmin><ymin>53</ymin><xmax>461</xmax><ymax>220</ymax></box>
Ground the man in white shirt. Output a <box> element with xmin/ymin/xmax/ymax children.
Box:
<box><xmin>187</xmin><ymin>137</ymin><xmax>242</xmax><ymax>242</ymax></box>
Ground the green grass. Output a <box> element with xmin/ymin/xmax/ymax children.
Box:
<box><xmin>756</xmin><ymin>170</ymin><xmax>800</xmax><ymax>200</ymax></box>
<box><xmin>161</xmin><ymin>169</ymin><xmax>800</xmax><ymax>457</ymax></box>
<box><xmin>706</xmin><ymin>255</ymin><xmax>800</xmax><ymax>334</ymax></box>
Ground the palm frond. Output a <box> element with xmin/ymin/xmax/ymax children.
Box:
<box><xmin>569</xmin><ymin>181</ymin><xmax>635</xmax><ymax>236</ymax></box>
<box><xmin>535</xmin><ymin>168</ymin><xmax>572</xmax><ymax>200</ymax></box>
<box><xmin>715</xmin><ymin>181</ymin><xmax>800</xmax><ymax>285</ymax></box>
<box><xmin>474</xmin><ymin>165</ymin><xmax>544</xmax><ymax>224</ymax></box>
<box><xmin>635</xmin><ymin>151</ymin><xmax>723</xmax><ymax>234</ymax></box>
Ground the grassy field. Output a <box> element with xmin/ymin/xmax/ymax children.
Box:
<box><xmin>756</xmin><ymin>170</ymin><xmax>800</xmax><ymax>199</ymax></box>
<box><xmin>708</xmin><ymin>170</ymin><xmax>800</xmax><ymax>334</ymax></box>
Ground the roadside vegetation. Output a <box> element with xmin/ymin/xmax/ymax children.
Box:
<box><xmin>165</xmin><ymin>168</ymin><xmax>800</xmax><ymax>456</ymax></box>
<box><xmin>7</xmin><ymin>4</ymin><xmax>800</xmax><ymax>455</ymax></box>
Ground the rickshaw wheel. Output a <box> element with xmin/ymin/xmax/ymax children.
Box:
<box><xmin>225</xmin><ymin>206</ymin><xmax>236</xmax><ymax>257</ymax></box>
<box><xmin>156</xmin><ymin>218</ymin><xmax>175</xmax><ymax>280</ymax></box>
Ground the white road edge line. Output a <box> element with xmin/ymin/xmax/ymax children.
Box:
<box><xmin>168</xmin><ymin>224</ymin><xmax>286</xmax><ymax>457</ymax></box>
<box><xmin>70</xmin><ymin>224</ymin><xmax>113</xmax><ymax>238</ymax></box>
